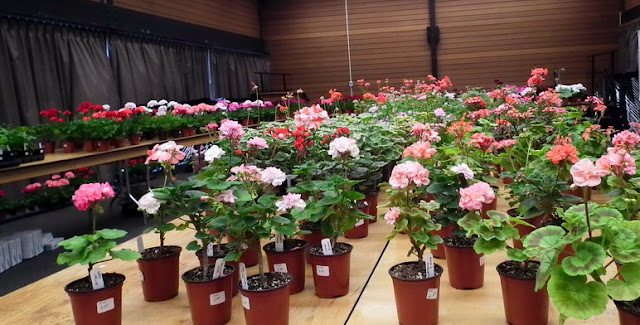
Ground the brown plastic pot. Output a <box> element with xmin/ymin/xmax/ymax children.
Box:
<box><xmin>239</xmin><ymin>273</ymin><xmax>292</xmax><ymax>325</ymax></box>
<box><xmin>183</xmin><ymin>265</ymin><xmax>235</xmax><ymax>325</ymax></box>
<box><xmin>497</xmin><ymin>261</ymin><xmax>549</xmax><ymax>325</ymax></box>
<box><xmin>263</xmin><ymin>239</ymin><xmax>308</xmax><ymax>294</ymax></box>
<box><xmin>431</xmin><ymin>223</ymin><xmax>456</xmax><ymax>259</ymax></box>
<box><xmin>114</xmin><ymin>139</ymin><xmax>126</xmax><ymax>148</ymax></box>
<box><xmin>443</xmin><ymin>237</ymin><xmax>484</xmax><ymax>289</ymax></box>
<box><xmin>564</xmin><ymin>186</ymin><xmax>592</xmax><ymax>200</ymax></box>
<box><xmin>44</xmin><ymin>141</ymin><xmax>56</xmax><ymax>153</ymax></box>
<box><xmin>96</xmin><ymin>141</ymin><xmax>110</xmax><ymax>152</ymax></box>
<box><xmin>137</xmin><ymin>246</ymin><xmax>182</xmax><ymax>302</ymax></box>
<box><xmin>83</xmin><ymin>141</ymin><xmax>96</xmax><ymax>152</ymax></box>
<box><xmin>481</xmin><ymin>200</ymin><xmax>497</xmax><ymax>218</ymax></box>
<box><xmin>65</xmin><ymin>273</ymin><xmax>125</xmax><ymax>325</ymax></box>
<box><xmin>389</xmin><ymin>262</ymin><xmax>443</xmax><ymax>325</ymax></box>
<box><xmin>302</xmin><ymin>227</ymin><xmax>329</xmax><ymax>264</ymax></box>
<box><xmin>615</xmin><ymin>300</ymin><xmax>640</xmax><ymax>325</ymax></box>
<box><xmin>365</xmin><ymin>193</ymin><xmax>379</xmax><ymax>222</ymax></box>
<box><xmin>196</xmin><ymin>245</ymin><xmax>239</xmax><ymax>296</ymax></box>
<box><xmin>345</xmin><ymin>219</ymin><xmax>369</xmax><ymax>239</ymax></box>
<box><xmin>308</xmin><ymin>242</ymin><xmax>353</xmax><ymax>298</ymax></box>
<box><xmin>512</xmin><ymin>215</ymin><xmax>545</xmax><ymax>249</ymax></box>
<box><xmin>62</xmin><ymin>141</ymin><xmax>76</xmax><ymax>153</ymax></box>
<box><xmin>228</xmin><ymin>234</ymin><xmax>260</xmax><ymax>267</ymax></box>
<box><xmin>129</xmin><ymin>134</ymin><xmax>141</xmax><ymax>145</ymax></box>
<box><xmin>182</xmin><ymin>128</ymin><xmax>196</xmax><ymax>137</ymax></box>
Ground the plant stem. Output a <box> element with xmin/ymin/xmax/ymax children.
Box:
<box><xmin>583</xmin><ymin>187</ymin><xmax>593</xmax><ymax>239</ymax></box>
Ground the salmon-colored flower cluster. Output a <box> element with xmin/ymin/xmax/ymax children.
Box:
<box><xmin>464</xmin><ymin>97</ymin><xmax>487</xmax><ymax>109</ymax></box>
<box><xmin>403</xmin><ymin>141</ymin><xmax>437</xmax><ymax>159</ymax></box>
<box><xmin>470</xmin><ymin>133</ymin><xmax>496</xmax><ymax>152</ymax></box>
<box><xmin>389</xmin><ymin>161</ymin><xmax>430</xmax><ymax>189</ymax></box>
<box><xmin>294</xmin><ymin>105</ymin><xmax>330</xmax><ymax>129</ymax></box>
<box><xmin>585</xmin><ymin>96</ymin><xmax>607</xmax><ymax>113</ymax></box>
<box><xmin>527</xmin><ymin>67</ymin><xmax>548</xmax><ymax>88</ymax></box>
<box><xmin>546</xmin><ymin>143</ymin><xmax>579</xmax><ymax>164</ymax></box>
<box><xmin>447</xmin><ymin>118</ymin><xmax>474</xmax><ymax>140</ymax></box>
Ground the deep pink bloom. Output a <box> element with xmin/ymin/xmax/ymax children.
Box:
<box><xmin>51</xmin><ymin>175</ymin><xmax>61</xmax><ymax>180</ymax></box>
<box><xmin>72</xmin><ymin>182</ymin><xmax>114</xmax><ymax>211</ymax></box>
<box><xmin>459</xmin><ymin>182</ymin><xmax>495</xmax><ymax>211</ymax></box>
<box><xmin>219</xmin><ymin>119</ymin><xmax>245</xmax><ymax>143</ymax></box>
<box><xmin>206</xmin><ymin>123</ymin><xmax>219</xmax><ymax>131</ymax></box>
<box><xmin>64</xmin><ymin>171</ymin><xmax>75</xmax><ymax>179</ymax></box>
<box><xmin>570</xmin><ymin>158</ymin><xmax>608</xmax><ymax>187</ymax></box>
<box><xmin>22</xmin><ymin>183</ymin><xmax>42</xmax><ymax>194</ymax></box>
<box><xmin>612</xmin><ymin>130</ymin><xmax>640</xmax><ymax>150</ymax></box>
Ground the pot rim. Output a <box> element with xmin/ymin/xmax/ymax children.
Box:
<box><xmin>138</xmin><ymin>245</ymin><xmax>182</xmax><ymax>261</ymax></box>
<box><xmin>195</xmin><ymin>244</ymin><xmax>231</xmax><ymax>259</ymax></box>
<box><xmin>64</xmin><ymin>272</ymin><xmax>125</xmax><ymax>294</ymax></box>
<box><xmin>182</xmin><ymin>265</ymin><xmax>235</xmax><ymax>283</ymax></box>
<box><xmin>238</xmin><ymin>272</ymin><xmax>293</xmax><ymax>293</ymax></box>
<box><xmin>495</xmin><ymin>260</ymin><xmax>540</xmax><ymax>280</ymax></box>
<box><xmin>388</xmin><ymin>261</ymin><xmax>444</xmax><ymax>282</ymax></box>
<box><xmin>307</xmin><ymin>242</ymin><xmax>353</xmax><ymax>257</ymax></box>
<box><xmin>615</xmin><ymin>299</ymin><xmax>640</xmax><ymax>317</ymax></box>
<box><xmin>263</xmin><ymin>238</ymin><xmax>308</xmax><ymax>254</ymax></box>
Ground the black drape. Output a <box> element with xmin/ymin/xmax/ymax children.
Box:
<box><xmin>617</xmin><ymin>23</ymin><xmax>640</xmax><ymax>74</ymax></box>
<box><xmin>213</xmin><ymin>50</ymin><xmax>270</xmax><ymax>99</ymax></box>
<box><xmin>0</xmin><ymin>19</ymin><xmax>116</xmax><ymax>126</ymax></box>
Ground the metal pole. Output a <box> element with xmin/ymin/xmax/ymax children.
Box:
<box><xmin>344</xmin><ymin>0</ymin><xmax>354</xmax><ymax>96</ymax></box>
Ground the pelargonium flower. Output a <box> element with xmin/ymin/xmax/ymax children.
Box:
<box><xmin>64</xmin><ymin>171</ymin><xmax>76</xmax><ymax>179</ymax></box>
<box><xmin>328</xmin><ymin>137</ymin><xmax>360</xmax><ymax>159</ymax></box>
<box><xmin>206</xmin><ymin>123</ymin><xmax>219</xmax><ymax>132</ymax></box>
<box><xmin>294</xmin><ymin>105</ymin><xmax>330</xmax><ymax>129</ymax></box>
<box><xmin>450</xmin><ymin>163</ymin><xmax>474</xmax><ymax>180</ymax></box>
<box><xmin>612</xmin><ymin>130</ymin><xmax>640</xmax><ymax>150</ymax></box>
<box><xmin>434</xmin><ymin>108</ymin><xmax>446</xmax><ymax>117</ymax></box>
<box><xmin>389</xmin><ymin>161</ymin><xmax>430</xmax><ymax>189</ymax></box>
<box><xmin>459</xmin><ymin>182</ymin><xmax>495</xmax><ymax>211</ymax></box>
<box><xmin>384</xmin><ymin>207</ymin><xmax>401</xmax><ymax>225</ymax></box>
<box><xmin>248</xmin><ymin>137</ymin><xmax>269</xmax><ymax>149</ymax></box>
<box><xmin>230</xmin><ymin>164</ymin><xmax>262</xmax><ymax>182</ymax></box>
<box><xmin>146</xmin><ymin>141</ymin><xmax>186</xmax><ymax>165</ymax></box>
<box><xmin>546</xmin><ymin>144</ymin><xmax>579</xmax><ymax>165</ymax></box>
<box><xmin>216</xmin><ymin>190</ymin><xmax>237</xmax><ymax>204</ymax></box>
<box><xmin>464</xmin><ymin>96</ymin><xmax>487</xmax><ymax>109</ymax></box>
<box><xmin>204</xmin><ymin>145</ymin><xmax>225</xmax><ymax>163</ymax></box>
<box><xmin>260</xmin><ymin>167</ymin><xmax>287</xmax><ymax>186</ymax></box>
<box><xmin>403</xmin><ymin>141</ymin><xmax>437</xmax><ymax>159</ymax></box>
<box><xmin>494</xmin><ymin>139</ymin><xmax>517</xmax><ymax>150</ymax></box>
<box><xmin>22</xmin><ymin>183</ymin><xmax>42</xmax><ymax>194</ymax></box>
<box><xmin>570</xmin><ymin>158</ymin><xmax>608</xmax><ymax>187</ymax></box>
<box><xmin>51</xmin><ymin>175</ymin><xmax>61</xmax><ymax>180</ymax></box>
<box><xmin>219</xmin><ymin>119</ymin><xmax>246</xmax><ymax>143</ymax></box>
<box><xmin>45</xmin><ymin>179</ymin><xmax>70</xmax><ymax>188</ymax></box>
<box><xmin>470</xmin><ymin>133</ymin><xmax>496</xmax><ymax>152</ymax></box>
<box><xmin>72</xmin><ymin>182</ymin><xmax>115</xmax><ymax>211</ymax></box>
<box><xmin>275</xmin><ymin>193</ymin><xmax>306</xmax><ymax>212</ymax></box>
<box><xmin>137</xmin><ymin>191</ymin><xmax>162</xmax><ymax>215</ymax></box>
<box><xmin>596</xmin><ymin>147</ymin><xmax>636</xmax><ymax>176</ymax></box>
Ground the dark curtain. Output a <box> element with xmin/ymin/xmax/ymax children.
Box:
<box><xmin>213</xmin><ymin>50</ymin><xmax>270</xmax><ymax>99</ymax></box>
<box><xmin>109</xmin><ymin>35</ymin><xmax>209</xmax><ymax>105</ymax></box>
<box><xmin>0</xmin><ymin>19</ymin><xmax>116</xmax><ymax>126</ymax></box>
<box><xmin>617</xmin><ymin>23</ymin><xmax>640</xmax><ymax>74</ymax></box>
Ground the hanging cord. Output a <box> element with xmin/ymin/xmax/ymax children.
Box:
<box><xmin>344</xmin><ymin>0</ymin><xmax>354</xmax><ymax>96</ymax></box>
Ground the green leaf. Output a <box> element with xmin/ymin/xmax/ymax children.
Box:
<box><xmin>457</xmin><ymin>212</ymin><xmax>481</xmax><ymax>231</ymax></box>
<box><xmin>272</xmin><ymin>216</ymin><xmax>291</xmax><ymax>225</ymax></box>
<box><xmin>96</xmin><ymin>229</ymin><xmax>128</xmax><ymax>240</ymax></box>
<box><xmin>561</xmin><ymin>242</ymin><xmax>606</xmax><ymax>276</ymax></box>
<box><xmin>110</xmin><ymin>249</ymin><xmax>141</xmax><ymax>261</ymax></box>
<box><xmin>507</xmin><ymin>248</ymin><xmax>529</xmax><ymax>262</ymax></box>
<box><xmin>224</xmin><ymin>250</ymin><xmax>242</xmax><ymax>262</ymax></box>
<box><xmin>608</xmin><ymin>227</ymin><xmax>640</xmax><ymax>263</ymax></box>
<box><xmin>343</xmin><ymin>191</ymin><xmax>365</xmax><ymax>201</ymax></box>
<box><xmin>536</xmin><ymin>249</ymin><xmax>560</xmax><ymax>291</ymax></box>
<box><xmin>607</xmin><ymin>262</ymin><xmax>640</xmax><ymax>301</ymax></box>
<box><xmin>523</xmin><ymin>226</ymin><xmax>567</xmax><ymax>254</ymax></box>
<box><xmin>547</xmin><ymin>266</ymin><xmax>608</xmax><ymax>320</ymax></box>
<box><xmin>473</xmin><ymin>238</ymin><xmax>505</xmax><ymax>255</ymax></box>
<box><xmin>186</xmin><ymin>240</ymin><xmax>201</xmax><ymax>251</ymax></box>
<box><xmin>58</xmin><ymin>236</ymin><xmax>89</xmax><ymax>250</ymax></box>
<box><xmin>156</xmin><ymin>223</ymin><xmax>177</xmax><ymax>232</ymax></box>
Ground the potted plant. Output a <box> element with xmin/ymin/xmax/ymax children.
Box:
<box><xmin>382</xmin><ymin>161</ymin><xmax>444</xmax><ymax>325</ymax></box>
<box><xmin>56</xmin><ymin>182</ymin><xmax>140</xmax><ymax>325</ymax></box>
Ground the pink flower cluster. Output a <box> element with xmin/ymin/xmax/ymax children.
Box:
<box><xmin>45</xmin><ymin>179</ymin><xmax>70</xmax><ymax>188</ymax></box>
<box><xmin>411</xmin><ymin>123</ymin><xmax>441</xmax><ymax>142</ymax></box>
<box><xmin>248</xmin><ymin>137</ymin><xmax>269</xmax><ymax>149</ymax></box>
<box><xmin>536</xmin><ymin>90</ymin><xmax>562</xmax><ymax>107</ymax></box>
<box><xmin>596</xmin><ymin>147</ymin><xmax>636</xmax><ymax>176</ymax></box>
<box><xmin>72</xmin><ymin>182</ymin><xmax>115</xmax><ymax>211</ymax></box>
<box><xmin>468</xmin><ymin>109</ymin><xmax>491</xmax><ymax>120</ymax></box>
<box><xmin>542</xmin><ymin>106</ymin><xmax>568</xmax><ymax>114</ymax></box>
<box><xmin>585</xmin><ymin>96</ymin><xmax>607</xmax><ymax>113</ymax></box>
<box><xmin>570</xmin><ymin>158</ymin><xmax>608</xmax><ymax>187</ymax></box>
<box><xmin>146</xmin><ymin>141</ymin><xmax>186</xmax><ymax>165</ymax></box>
<box><xmin>205</xmin><ymin>123</ymin><xmax>219</xmax><ymax>132</ymax></box>
<box><xmin>470</xmin><ymin>133</ymin><xmax>496</xmax><ymax>152</ymax></box>
<box><xmin>527</xmin><ymin>67</ymin><xmax>548</xmax><ymax>87</ymax></box>
<box><xmin>275</xmin><ymin>193</ymin><xmax>306</xmax><ymax>212</ymax></box>
<box><xmin>294</xmin><ymin>105</ymin><xmax>330</xmax><ymax>129</ymax></box>
<box><xmin>612</xmin><ymin>130</ymin><xmax>640</xmax><ymax>151</ymax></box>
<box><xmin>384</xmin><ymin>207</ymin><xmax>401</xmax><ymax>225</ymax></box>
<box><xmin>459</xmin><ymin>182</ymin><xmax>495</xmax><ymax>211</ymax></box>
<box><xmin>389</xmin><ymin>161</ymin><xmax>430</xmax><ymax>189</ymax></box>
<box><xmin>22</xmin><ymin>183</ymin><xmax>42</xmax><ymax>194</ymax></box>
<box><xmin>229</xmin><ymin>164</ymin><xmax>262</xmax><ymax>182</ymax></box>
<box><xmin>494</xmin><ymin>139</ymin><xmax>517</xmax><ymax>150</ymax></box>
<box><xmin>465</xmin><ymin>97</ymin><xmax>487</xmax><ymax>109</ymax></box>
<box><xmin>403</xmin><ymin>141</ymin><xmax>437</xmax><ymax>159</ymax></box>
<box><xmin>219</xmin><ymin>119</ymin><xmax>246</xmax><ymax>143</ymax></box>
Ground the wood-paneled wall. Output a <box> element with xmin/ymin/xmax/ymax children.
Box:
<box><xmin>113</xmin><ymin>0</ymin><xmax>261</xmax><ymax>38</ymax></box>
<box><xmin>262</xmin><ymin>0</ymin><xmax>620</xmax><ymax>98</ymax></box>
<box><xmin>627</xmin><ymin>0</ymin><xmax>640</xmax><ymax>10</ymax></box>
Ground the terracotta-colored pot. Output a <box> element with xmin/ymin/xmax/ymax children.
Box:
<box><xmin>196</xmin><ymin>246</ymin><xmax>239</xmax><ymax>296</ymax></box>
<box><xmin>558</xmin><ymin>244</ymin><xmax>575</xmax><ymax>265</ymax></box>
<box><xmin>497</xmin><ymin>261</ymin><xmax>549</xmax><ymax>325</ymax></box>
<box><xmin>96</xmin><ymin>141</ymin><xmax>110</xmax><ymax>152</ymax></box>
<box><xmin>183</xmin><ymin>266</ymin><xmax>235</xmax><ymax>325</ymax></box>
<box><xmin>44</xmin><ymin>141</ymin><xmax>56</xmax><ymax>153</ymax></box>
<box><xmin>278</xmin><ymin>113</ymin><xmax>286</xmax><ymax>120</ymax></box>
<box><xmin>137</xmin><ymin>246</ymin><xmax>182</xmax><ymax>301</ymax></box>
<box><xmin>564</xmin><ymin>186</ymin><xmax>592</xmax><ymax>200</ymax></box>
<box><xmin>389</xmin><ymin>262</ymin><xmax>443</xmax><ymax>325</ymax></box>
<box><xmin>158</xmin><ymin>132</ymin><xmax>168</xmax><ymax>140</ymax></box>
<box><xmin>503</xmin><ymin>177</ymin><xmax>514</xmax><ymax>184</ymax></box>
<box><xmin>302</xmin><ymin>228</ymin><xmax>329</xmax><ymax>264</ymax></box>
<box><xmin>129</xmin><ymin>135</ymin><xmax>141</xmax><ymax>145</ymax></box>
<box><xmin>114</xmin><ymin>139</ymin><xmax>126</xmax><ymax>148</ymax></box>
<box><xmin>65</xmin><ymin>273</ymin><xmax>125</xmax><ymax>325</ymax></box>
<box><xmin>263</xmin><ymin>239</ymin><xmax>308</xmax><ymax>294</ymax></box>
<box><xmin>431</xmin><ymin>223</ymin><xmax>456</xmax><ymax>259</ymax></box>
<box><xmin>513</xmin><ymin>216</ymin><xmax>545</xmax><ymax>249</ymax></box>
<box><xmin>345</xmin><ymin>219</ymin><xmax>369</xmax><ymax>239</ymax></box>
<box><xmin>365</xmin><ymin>194</ymin><xmax>379</xmax><ymax>222</ymax></box>
<box><xmin>242</xmin><ymin>118</ymin><xmax>253</xmax><ymax>126</ymax></box>
<box><xmin>182</xmin><ymin>128</ymin><xmax>196</xmax><ymax>137</ymax></box>
<box><xmin>443</xmin><ymin>237</ymin><xmax>484</xmax><ymax>289</ymax></box>
<box><xmin>239</xmin><ymin>273</ymin><xmax>292</xmax><ymax>325</ymax></box>
<box><xmin>615</xmin><ymin>300</ymin><xmax>640</xmax><ymax>325</ymax></box>
<box><xmin>228</xmin><ymin>234</ymin><xmax>260</xmax><ymax>267</ymax></box>
<box><xmin>82</xmin><ymin>141</ymin><xmax>95</xmax><ymax>152</ymax></box>
<box><xmin>481</xmin><ymin>200</ymin><xmax>497</xmax><ymax>218</ymax></box>
<box><xmin>308</xmin><ymin>242</ymin><xmax>353</xmax><ymax>298</ymax></box>
<box><xmin>62</xmin><ymin>141</ymin><xmax>76</xmax><ymax>153</ymax></box>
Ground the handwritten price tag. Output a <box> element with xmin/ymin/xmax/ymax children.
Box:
<box><xmin>274</xmin><ymin>263</ymin><xmax>288</xmax><ymax>273</ymax></box>
<box><xmin>240</xmin><ymin>263</ymin><xmax>248</xmax><ymax>290</ymax></box>
<box><xmin>89</xmin><ymin>268</ymin><xmax>105</xmax><ymax>290</ymax></box>
<box><xmin>96</xmin><ymin>297</ymin><xmax>115</xmax><ymax>314</ymax></box>
<box><xmin>316</xmin><ymin>265</ymin><xmax>330</xmax><ymax>277</ymax></box>
<box><xmin>355</xmin><ymin>219</ymin><xmax>365</xmax><ymax>227</ymax></box>
<box><xmin>425</xmin><ymin>253</ymin><xmax>435</xmax><ymax>278</ymax></box>
<box><xmin>321</xmin><ymin>238</ymin><xmax>333</xmax><ymax>256</ymax></box>
<box><xmin>479</xmin><ymin>255</ymin><xmax>486</xmax><ymax>266</ymax></box>
<box><xmin>209</xmin><ymin>291</ymin><xmax>225</xmax><ymax>306</ymax></box>
<box><xmin>426</xmin><ymin>288</ymin><xmax>438</xmax><ymax>300</ymax></box>
<box><xmin>275</xmin><ymin>233</ymin><xmax>284</xmax><ymax>252</ymax></box>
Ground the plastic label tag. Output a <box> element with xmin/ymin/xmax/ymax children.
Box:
<box><xmin>425</xmin><ymin>254</ymin><xmax>435</xmax><ymax>278</ymax></box>
<box><xmin>355</xmin><ymin>219</ymin><xmax>365</xmax><ymax>227</ymax></box>
<box><xmin>241</xmin><ymin>294</ymin><xmax>250</xmax><ymax>310</ymax></box>
<box><xmin>209</xmin><ymin>291</ymin><xmax>225</xmax><ymax>306</ymax></box>
<box><xmin>316</xmin><ymin>265</ymin><xmax>330</xmax><ymax>277</ymax></box>
<box><xmin>479</xmin><ymin>256</ymin><xmax>486</xmax><ymax>266</ymax></box>
<box><xmin>136</xmin><ymin>236</ymin><xmax>144</xmax><ymax>253</ymax></box>
<box><xmin>426</xmin><ymin>288</ymin><xmax>438</xmax><ymax>300</ymax></box>
<box><xmin>139</xmin><ymin>271</ymin><xmax>144</xmax><ymax>282</ymax></box>
<box><xmin>274</xmin><ymin>263</ymin><xmax>288</xmax><ymax>273</ymax></box>
<box><xmin>89</xmin><ymin>268</ymin><xmax>105</xmax><ymax>290</ymax></box>
<box><xmin>240</xmin><ymin>263</ymin><xmax>248</xmax><ymax>290</ymax></box>
<box><xmin>212</xmin><ymin>259</ymin><xmax>225</xmax><ymax>279</ymax></box>
<box><xmin>275</xmin><ymin>233</ymin><xmax>284</xmax><ymax>252</ymax></box>
<box><xmin>321</xmin><ymin>238</ymin><xmax>333</xmax><ymax>256</ymax></box>
<box><xmin>207</xmin><ymin>243</ymin><xmax>214</xmax><ymax>257</ymax></box>
<box><xmin>96</xmin><ymin>297</ymin><xmax>115</xmax><ymax>314</ymax></box>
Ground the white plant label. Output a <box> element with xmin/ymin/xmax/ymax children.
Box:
<box><xmin>275</xmin><ymin>233</ymin><xmax>284</xmax><ymax>252</ymax></box>
<box><xmin>321</xmin><ymin>238</ymin><xmax>333</xmax><ymax>256</ymax></box>
<box><xmin>96</xmin><ymin>297</ymin><xmax>115</xmax><ymax>314</ymax></box>
<box><xmin>241</xmin><ymin>294</ymin><xmax>250</xmax><ymax>310</ymax></box>
<box><xmin>239</xmin><ymin>262</ymin><xmax>248</xmax><ymax>290</ymax></box>
<box><xmin>425</xmin><ymin>253</ymin><xmax>435</xmax><ymax>278</ymax></box>
<box><xmin>138</xmin><ymin>271</ymin><xmax>144</xmax><ymax>282</ymax></box>
<box><xmin>426</xmin><ymin>288</ymin><xmax>438</xmax><ymax>300</ymax></box>
<box><xmin>316</xmin><ymin>265</ymin><xmax>330</xmax><ymax>277</ymax></box>
<box><xmin>206</xmin><ymin>243</ymin><xmax>214</xmax><ymax>257</ymax></box>
<box><xmin>136</xmin><ymin>236</ymin><xmax>144</xmax><ymax>253</ymax></box>
<box><xmin>274</xmin><ymin>263</ymin><xmax>288</xmax><ymax>273</ymax></box>
<box><xmin>213</xmin><ymin>258</ymin><xmax>225</xmax><ymax>279</ymax></box>
<box><xmin>479</xmin><ymin>256</ymin><xmax>486</xmax><ymax>266</ymax></box>
<box><xmin>89</xmin><ymin>269</ymin><xmax>105</xmax><ymax>290</ymax></box>
<box><xmin>209</xmin><ymin>291</ymin><xmax>225</xmax><ymax>306</ymax></box>
<box><xmin>355</xmin><ymin>219</ymin><xmax>365</xmax><ymax>227</ymax></box>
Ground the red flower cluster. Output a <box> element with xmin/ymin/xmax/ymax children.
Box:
<box><xmin>40</xmin><ymin>108</ymin><xmax>59</xmax><ymax>117</ymax></box>
<box><xmin>464</xmin><ymin>97</ymin><xmax>487</xmax><ymax>109</ymax></box>
<box><xmin>89</xmin><ymin>109</ymin><xmax>135</xmax><ymax>122</ymax></box>
<box><xmin>0</xmin><ymin>190</ymin><xmax>5</xmax><ymax>197</ymax></box>
<box><xmin>291</xmin><ymin>126</ymin><xmax>313</xmax><ymax>152</ymax></box>
<box><xmin>470</xmin><ymin>132</ymin><xmax>496</xmax><ymax>152</ymax></box>
<box><xmin>527</xmin><ymin>67</ymin><xmax>548</xmax><ymax>88</ymax></box>
<box><xmin>128</xmin><ymin>158</ymin><xmax>145</xmax><ymax>167</ymax></box>
<box><xmin>77</xmin><ymin>102</ymin><xmax>105</xmax><ymax>114</ymax></box>
<box><xmin>546</xmin><ymin>143</ymin><xmax>579</xmax><ymax>165</ymax></box>
<box><xmin>321</xmin><ymin>127</ymin><xmax>350</xmax><ymax>144</ymax></box>
<box><xmin>267</xmin><ymin>127</ymin><xmax>291</xmax><ymax>140</ymax></box>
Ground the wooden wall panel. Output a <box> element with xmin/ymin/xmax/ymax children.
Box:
<box><xmin>262</xmin><ymin>0</ymin><xmax>620</xmax><ymax>99</ymax></box>
<box><xmin>113</xmin><ymin>0</ymin><xmax>260</xmax><ymax>37</ymax></box>
<box><xmin>627</xmin><ymin>0</ymin><xmax>640</xmax><ymax>10</ymax></box>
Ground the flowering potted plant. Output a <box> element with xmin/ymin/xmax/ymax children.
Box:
<box><xmin>56</xmin><ymin>182</ymin><xmax>140</xmax><ymax>325</ymax></box>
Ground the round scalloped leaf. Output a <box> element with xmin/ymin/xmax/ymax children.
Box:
<box><xmin>547</xmin><ymin>266</ymin><xmax>608</xmax><ymax>320</ymax></box>
<box><xmin>561</xmin><ymin>242</ymin><xmax>606</xmax><ymax>276</ymax></box>
<box><xmin>507</xmin><ymin>248</ymin><xmax>529</xmax><ymax>262</ymax></box>
<box><xmin>535</xmin><ymin>249</ymin><xmax>560</xmax><ymax>291</ymax></box>
<box><xmin>607</xmin><ymin>262</ymin><xmax>640</xmax><ymax>301</ymax></box>
<box><xmin>523</xmin><ymin>226</ymin><xmax>567</xmax><ymax>253</ymax></box>
<box><xmin>96</xmin><ymin>228</ymin><xmax>128</xmax><ymax>240</ymax></box>
<box><xmin>590</xmin><ymin>207</ymin><xmax>623</xmax><ymax>229</ymax></box>
<box><xmin>609</xmin><ymin>228</ymin><xmax>640</xmax><ymax>263</ymax></box>
<box><xmin>473</xmin><ymin>238</ymin><xmax>506</xmax><ymax>255</ymax></box>
<box><xmin>457</xmin><ymin>212</ymin><xmax>482</xmax><ymax>231</ymax></box>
